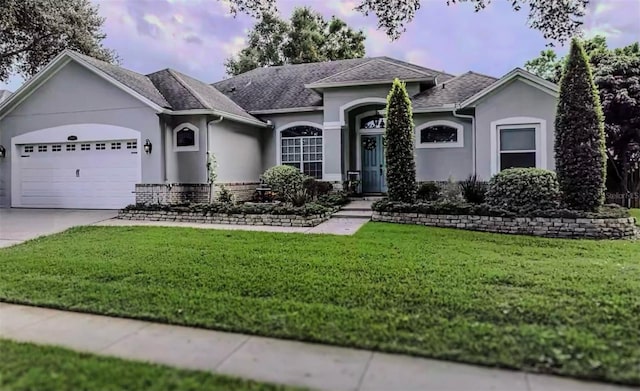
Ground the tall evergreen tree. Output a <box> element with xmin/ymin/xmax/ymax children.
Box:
<box><xmin>555</xmin><ymin>39</ymin><xmax>606</xmax><ymax>211</ymax></box>
<box><xmin>384</xmin><ymin>79</ymin><xmax>416</xmax><ymax>203</ymax></box>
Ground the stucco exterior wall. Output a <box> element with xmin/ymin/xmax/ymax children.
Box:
<box><xmin>209</xmin><ymin>119</ymin><xmax>263</xmax><ymax>183</ymax></box>
<box><xmin>257</xmin><ymin>111</ymin><xmax>323</xmax><ymax>173</ymax></box>
<box><xmin>163</xmin><ymin>115</ymin><xmax>208</xmax><ymax>183</ymax></box>
<box><xmin>474</xmin><ymin>80</ymin><xmax>558</xmax><ymax>180</ymax></box>
<box><xmin>0</xmin><ymin>61</ymin><xmax>163</xmax><ymax>207</ymax></box>
<box><xmin>413</xmin><ymin>113</ymin><xmax>473</xmax><ymax>181</ymax></box>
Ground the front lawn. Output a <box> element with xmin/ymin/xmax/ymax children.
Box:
<box><xmin>0</xmin><ymin>224</ymin><xmax>639</xmax><ymax>385</ymax></box>
<box><xmin>0</xmin><ymin>339</ymin><xmax>301</xmax><ymax>391</ymax></box>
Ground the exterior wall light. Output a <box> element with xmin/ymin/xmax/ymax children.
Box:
<box><xmin>0</xmin><ymin>145</ymin><xmax>5</xmax><ymax>159</ymax></box>
<box><xmin>144</xmin><ymin>139</ymin><xmax>152</xmax><ymax>154</ymax></box>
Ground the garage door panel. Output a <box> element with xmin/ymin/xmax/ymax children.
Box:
<box><xmin>16</xmin><ymin>140</ymin><xmax>140</xmax><ymax>209</ymax></box>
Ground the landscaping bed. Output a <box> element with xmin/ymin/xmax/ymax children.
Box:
<box><xmin>119</xmin><ymin>202</ymin><xmax>335</xmax><ymax>227</ymax></box>
<box><xmin>0</xmin><ymin>339</ymin><xmax>299</xmax><ymax>391</ymax></box>
<box><xmin>1</xmin><ymin>224</ymin><xmax>639</xmax><ymax>385</ymax></box>
<box><xmin>372</xmin><ymin>201</ymin><xmax>637</xmax><ymax>239</ymax></box>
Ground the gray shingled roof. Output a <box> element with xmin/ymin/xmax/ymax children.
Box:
<box><xmin>170</xmin><ymin>70</ymin><xmax>259</xmax><ymax>121</ymax></box>
<box><xmin>147</xmin><ymin>69</ymin><xmax>204</xmax><ymax>110</ymax></box>
<box><xmin>411</xmin><ymin>72</ymin><xmax>498</xmax><ymax>110</ymax></box>
<box><xmin>0</xmin><ymin>89</ymin><xmax>12</xmax><ymax>103</ymax></box>
<box><xmin>72</xmin><ymin>52</ymin><xmax>172</xmax><ymax>109</ymax></box>
<box><xmin>307</xmin><ymin>58</ymin><xmax>435</xmax><ymax>86</ymax></box>
<box><xmin>213</xmin><ymin>57</ymin><xmax>451</xmax><ymax>112</ymax></box>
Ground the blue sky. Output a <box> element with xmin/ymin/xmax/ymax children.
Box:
<box><xmin>2</xmin><ymin>0</ymin><xmax>639</xmax><ymax>92</ymax></box>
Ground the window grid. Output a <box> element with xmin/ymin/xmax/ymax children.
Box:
<box><xmin>66</xmin><ymin>144</ymin><xmax>76</xmax><ymax>152</ymax></box>
<box><xmin>281</xmin><ymin>133</ymin><xmax>323</xmax><ymax>179</ymax></box>
<box><xmin>420</xmin><ymin>126</ymin><xmax>458</xmax><ymax>144</ymax></box>
<box><xmin>38</xmin><ymin>145</ymin><xmax>48</xmax><ymax>152</ymax></box>
<box><xmin>81</xmin><ymin>144</ymin><xmax>91</xmax><ymax>151</ymax></box>
<box><xmin>96</xmin><ymin>143</ymin><xmax>106</xmax><ymax>150</ymax></box>
<box><xmin>52</xmin><ymin>145</ymin><xmax>62</xmax><ymax>152</ymax></box>
<box><xmin>111</xmin><ymin>142</ymin><xmax>122</xmax><ymax>150</ymax></box>
<box><xmin>24</xmin><ymin>146</ymin><xmax>34</xmax><ymax>153</ymax></box>
<box><xmin>126</xmin><ymin>141</ymin><xmax>137</xmax><ymax>149</ymax></box>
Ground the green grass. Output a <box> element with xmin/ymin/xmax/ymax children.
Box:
<box><xmin>630</xmin><ymin>209</ymin><xmax>640</xmax><ymax>225</ymax></box>
<box><xmin>1</xmin><ymin>224</ymin><xmax>639</xmax><ymax>385</ymax></box>
<box><xmin>0</xmin><ymin>339</ymin><xmax>301</xmax><ymax>391</ymax></box>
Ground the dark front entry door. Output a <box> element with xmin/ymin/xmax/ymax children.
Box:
<box><xmin>361</xmin><ymin>134</ymin><xmax>386</xmax><ymax>193</ymax></box>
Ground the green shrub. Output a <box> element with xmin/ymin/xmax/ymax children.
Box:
<box><xmin>316</xmin><ymin>181</ymin><xmax>334</xmax><ymax>196</ymax></box>
<box><xmin>261</xmin><ymin>165</ymin><xmax>306</xmax><ymax>201</ymax></box>
<box><xmin>290</xmin><ymin>190</ymin><xmax>309</xmax><ymax>207</ymax></box>
<box><xmin>485</xmin><ymin>168</ymin><xmax>561</xmax><ymax>213</ymax></box>
<box><xmin>555</xmin><ymin>38</ymin><xmax>607</xmax><ymax>211</ymax></box>
<box><xmin>124</xmin><ymin>202</ymin><xmax>332</xmax><ymax>217</ymax></box>
<box><xmin>385</xmin><ymin>79</ymin><xmax>416</xmax><ymax>202</ymax></box>
<box><xmin>440</xmin><ymin>176</ymin><xmax>464</xmax><ymax>203</ymax></box>
<box><xmin>460</xmin><ymin>174</ymin><xmax>488</xmax><ymax>204</ymax></box>
<box><xmin>317</xmin><ymin>192</ymin><xmax>350</xmax><ymax>207</ymax></box>
<box><xmin>215</xmin><ymin>185</ymin><xmax>235</xmax><ymax>204</ymax></box>
<box><xmin>416</xmin><ymin>182</ymin><xmax>440</xmax><ymax>201</ymax></box>
<box><xmin>302</xmin><ymin>178</ymin><xmax>333</xmax><ymax>199</ymax></box>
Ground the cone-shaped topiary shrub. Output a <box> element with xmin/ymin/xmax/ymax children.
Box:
<box><xmin>384</xmin><ymin>79</ymin><xmax>416</xmax><ymax>202</ymax></box>
<box><xmin>555</xmin><ymin>38</ymin><xmax>606</xmax><ymax>211</ymax></box>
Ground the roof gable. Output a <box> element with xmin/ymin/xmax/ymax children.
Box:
<box><xmin>459</xmin><ymin>68</ymin><xmax>559</xmax><ymax>108</ymax></box>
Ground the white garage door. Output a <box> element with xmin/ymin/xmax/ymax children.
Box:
<box><xmin>16</xmin><ymin>140</ymin><xmax>140</xmax><ymax>209</ymax></box>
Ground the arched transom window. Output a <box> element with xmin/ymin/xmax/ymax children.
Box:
<box><xmin>416</xmin><ymin>120</ymin><xmax>464</xmax><ymax>148</ymax></box>
<box><xmin>173</xmin><ymin>122</ymin><xmax>199</xmax><ymax>152</ymax></box>
<box><xmin>281</xmin><ymin>125</ymin><xmax>323</xmax><ymax>179</ymax></box>
<box><xmin>360</xmin><ymin>114</ymin><xmax>385</xmax><ymax>129</ymax></box>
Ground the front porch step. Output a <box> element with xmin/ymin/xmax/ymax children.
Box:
<box><xmin>332</xmin><ymin>210</ymin><xmax>373</xmax><ymax>219</ymax></box>
<box><xmin>349</xmin><ymin>196</ymin><xmax>385</xmax><ymax>201</ymax></box>
<box><xmin>341</xmin><ymin>200</ymin><xmax>374</xmax><ymax>212</ymax></box>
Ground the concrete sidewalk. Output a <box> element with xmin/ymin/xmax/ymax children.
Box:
<box><xmin>0</xmin><ymin>303</ymin><xmax>632</xmax><ymax>391</ymax></box>
<box><xmin>96</xmin><ymin>216</ymin><xmax>369</xmax><ymax>235</ymax></box>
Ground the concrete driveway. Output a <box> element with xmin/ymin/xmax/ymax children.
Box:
<box><xmin>0</xmin><ymin>209</ymin><xmax>117</xmax><ymax>248</ymax></box>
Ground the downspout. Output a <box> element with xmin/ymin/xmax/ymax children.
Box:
<box><xmin>452</xmin><ymin>104</ymin><xmax>476</xmax><ymax>176</ymax></box>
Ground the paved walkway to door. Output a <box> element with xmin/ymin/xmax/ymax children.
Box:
<box><xmin>0</xmin><ymin>303</ymin><xmax>632</xmax><ymax>391</ymax></box>
<box><xmin>0</xmin><ymin>209</ymin><xmax>117</xmax><ymax>248</ymax></box>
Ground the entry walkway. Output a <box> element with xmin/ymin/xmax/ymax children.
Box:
<box><xmin>0</xmin><ymin>303</ymin><xmax>632</xmax><ymax>391</ymax></box>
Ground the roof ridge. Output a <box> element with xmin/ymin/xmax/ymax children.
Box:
<box><xmin>166</xmin><ymin>68</ymin><xmax>209</xmax><ymax>109</ymax></box>
<box><xmin>307</xmin><ymin>59</ymin><xmax>377</xmax><ymax>85</ymax></box>
<box><xmin>466</xmin><ymin>70</ymin><xmax>499</xmax><ymax>80</ymax></box>
<box><xmin>376</xmin><ymin>57</ymin><xmax>436</xmax><ymax>77</ymax></box>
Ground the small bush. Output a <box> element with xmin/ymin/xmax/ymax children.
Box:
<box><xmin>440</xmin><ymin>176</ymin><xmax>464</xmax><ymax>203</ymax></box>
<box><xmin>416</xmin><ymin>182</ymin><xmax>440</xmax><ymax>201</ymax></box>
<box><xmin>317</xmin><ymin>192</ymin><xmax>350</xmax><ymax>207</ymax></box>
<box><xmin>485</xmin><ymin>168</ymin><xmax>560</xmax><ymax>213</ymax></box>
<box><xmin>216</xmin><ymin>185</ymin><xmax>235</xmax><ymax>204</ymax></box>
<box><xmin>290</xmin><ymin>190</ymin><xmax>310</xmax><ymax>207</ymax></box>
<box><xmin>460</xmin><ymin>174</ymin><xmax>488</xmax><ymax>204</ymax></box>
<box><xmin>261</xmin><ymin>165</ymin><xmax>306</xmax><ymax>201</ymax></box>
<box><xmin>124</xmin><ymin>202</ymin><xmax>332</xmax><ymax>217</ymax></box>
<box><xmin>316</xmin><ymin>181</ymin><xmax>334</xmax><ymax>196</ymax></box>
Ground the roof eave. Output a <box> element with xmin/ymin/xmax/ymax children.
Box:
<box><xmin>249</xmin><ymin>106</ymin><xmax>324</xmax><ymax>115</ymax></box>
<box><xmin>412</xmin><ymin>104</ymin><xmax>457</xmax><ymax>113</ymax></box>
<box><xmin>166</xmin><ymin>109</ymin><xmax>268</xmax><ymax>128</ymax></box>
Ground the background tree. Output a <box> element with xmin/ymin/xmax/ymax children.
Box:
<box><xmin>225</xmin><ymin>7</ymin><xmax>365</xmax><ymax>75</ymax></box>
<box><xmin>384</xmin><ymin>79</ymin><xmax>416</xmax><ymax>203</ymax></box>
<box><xmin>554</xmin><ymin>39</ymin><xmax>606</xmax><ymax>211</ymax></box>
<box><xmin>526</xmin><ymin>36</ymin><xmax>640</xmax><ymax>193</ymax></box>
<box><xmin>0</xmin><ymin>0</ymin><xmax>116</xmax><ymax>83</ymax></box>
<box><xmin>225</xmin><ymin>0</ymin><xmax>588</xmax><ymax>43</ymax></box>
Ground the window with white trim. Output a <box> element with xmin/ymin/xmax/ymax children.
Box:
<box><xmin>96</xmin><ymin>143</ymin><xmax>106</xmax><ymax>150</ymax></box>
<box><xmin>126</xmin><ymin>141</ymin><xmax>137</xmax><ymax>150</ymax></box>
<box><xmin>66</xmin><ymin>144</ymin><xmax>76</xmax><ymax>152</ymax></box>
<box><xmin>173</xmin><ymin>123</ymin><xmax>199</xmax><ymax>152</ymax></box>
<box><xmin>52</xmin><ymin>145</ymin><xmax>62</xmax><ymax>152</ymax></box>
<box><xmin>281</xmin><ymin>126</ymin><xmax>323</xmax><ymax>179</ymax></box>
<box><xmin>81</xmin><ymin>143</ymin><xmax>91</xmax><ymax>151</ymax></box>
<box><xmin>24</xmin><ymin>146</ymin><xmax>34</xmax><ymax>153</ymax></box>
<box><xmin>416</xmin><ymin>121</ymin><xmax>464</xmax><ymax>148</ymax></box>
<box><xmin>111</xmin><ymin>142</ymin><xmax>122</xmax><ymax>150</ymax></box>
<box><xmin>38</xmin><ymin>145</ymin><xmax>47</xmax><ymax>152</ymax></box>
<box><xmin>498</xmin><ymin>125</ymin><xmax>537</xmax><ymax>170</ymax></box>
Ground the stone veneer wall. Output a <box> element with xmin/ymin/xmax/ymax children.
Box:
<box><xmin>119</xmin><ymin>209</ymin><xmax>330</xmax><ymax>227</ymax></box>
<box><xmin>135</xmin><ymin>182</ymin><xmax>259</xmax><ymax>204</ymax></box>
<box><xmin>372</xmin><ymin>211</ymin><xmax>638</xmax><ymax>239</ymax></box>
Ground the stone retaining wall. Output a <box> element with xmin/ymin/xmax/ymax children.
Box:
<box><xmin>372</xmin><ymin>211</ymin><xmax>638</xmax><ymax>239</ymax></box>
<box><xmin>119</xmin><ymin>209</ymin><xmax>330</xmax><ymax>227</ymax></box>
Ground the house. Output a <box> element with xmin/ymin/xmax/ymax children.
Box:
<box><xmin>0</xmin><ymin>50</ymin><xmax>558</xmax><ymax>209</ymax></box>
